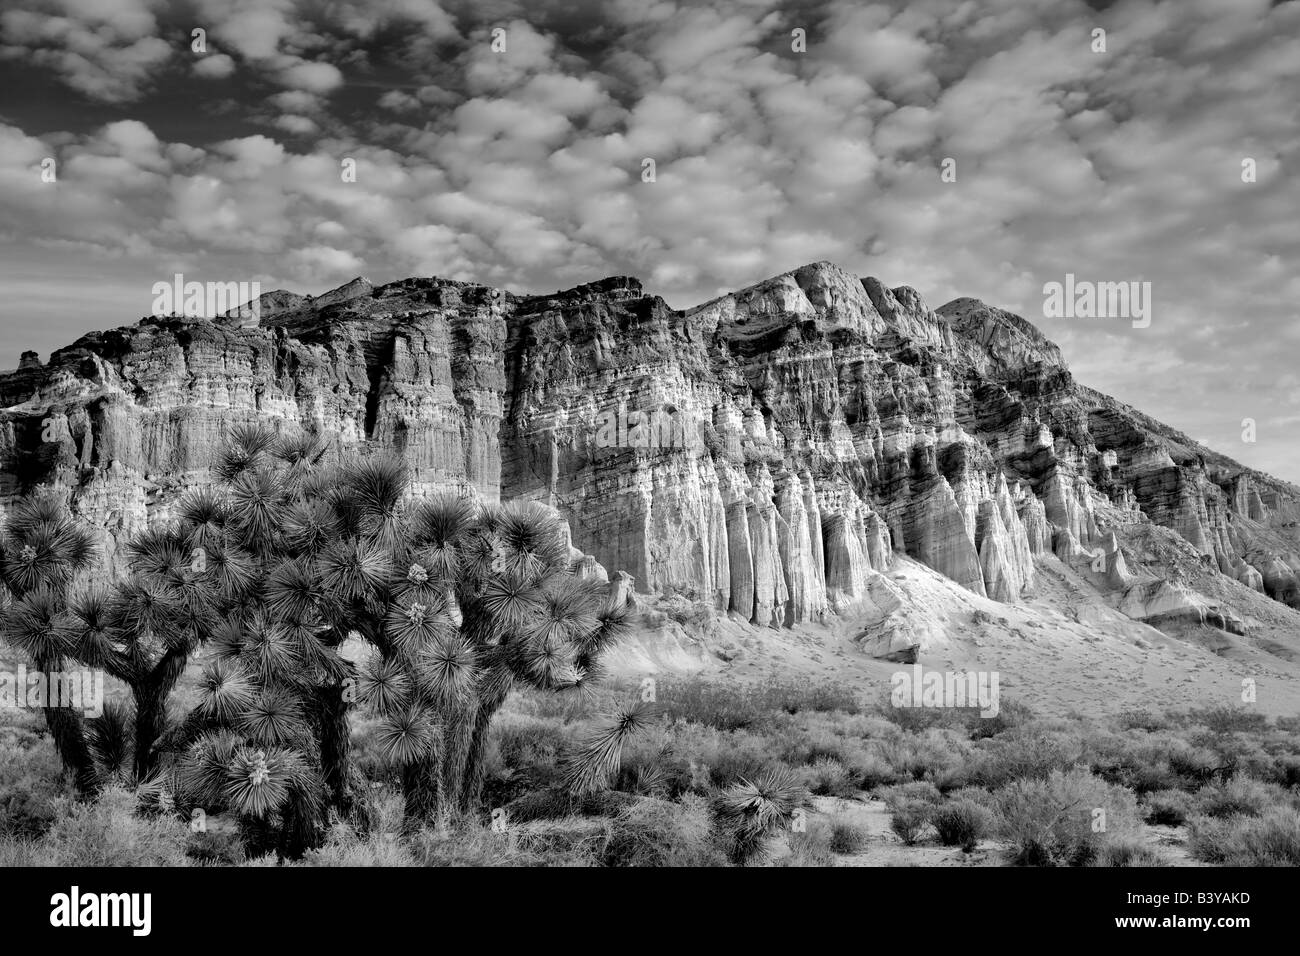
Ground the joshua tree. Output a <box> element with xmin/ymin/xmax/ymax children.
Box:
<box><xmin>352</xmin><ymin>492</ymin><xmax>636</xmax><ymax>824</ymax></box>
<box><xmin>182</xmin><ymin>424</ymin><xmax>635</xmax><ymax>831</ymax></box>
<box><xmin>3</xmin><ymin>422</ymin><xmax>639</xmax><ymax>849</ymax></box>
<box><xmin>0</xmin><ymin>495</ymin><xmax>99</xmax><ymax>792</ymax></box>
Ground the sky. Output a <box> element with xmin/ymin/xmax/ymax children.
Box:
<box><xmin>1</xmin><ymin>0</ymin><xmax>1298</xmax><ymax>481</ymax></box>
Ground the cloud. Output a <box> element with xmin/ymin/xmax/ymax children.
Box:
<box><xmin>0</xmin><ymin>0</ymin><xmax>171</xmax><ymax>102</ymax></box>
<box><xmin>3</xmin><ymin>0</ymin><xmax>1300</xmax><ymax>479</ymax></box>
<box><xmin>193</xmin><ymin>52</ymin><xmax>236</xmax><ymax>78</ymax></box>
<box><xmin>275</xmin><ymin>58</ymin><xmax>344</xmax><ymax>93</ymax></box>
<box><xmin>284</xmin><ymin>244</ymin><xmax>365</xmax><ymax>283</ymax></box>
<box><xmin>274</xmin><ymin>114</ymin><xmax>320</xmax><ymax>136</ymax></box>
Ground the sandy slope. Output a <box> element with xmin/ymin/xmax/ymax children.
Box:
<box><xmin>607</xmin><ymin>554</ymin><xmax>1300</xmax><ymax>720</ymax></box>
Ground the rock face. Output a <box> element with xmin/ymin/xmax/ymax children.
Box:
<box><xmin>5</xmin><ymin>261</ymin><xmax>1300</xmax><ymax>638</ymax></box>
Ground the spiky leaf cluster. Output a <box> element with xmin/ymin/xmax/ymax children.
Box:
<box><xmin>2</xmin><ymin>421</ymin><xmax>637</xmax><ymax>837</ymax></box>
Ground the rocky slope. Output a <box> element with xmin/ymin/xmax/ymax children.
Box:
<box><xmin>4</xmin><ymin>261</ymin><xmax>1300</xmax><ymax>666</ymax></box>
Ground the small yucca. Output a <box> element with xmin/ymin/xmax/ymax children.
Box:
<box><xmin>715</xmin><ymin>767</ymin><xmax>810</xmax><ymax>864</ymax></box>
<box><xmin>562</xmin><ymin>703</ymin><xmax>661</xmax><ymax>796</ymax></box>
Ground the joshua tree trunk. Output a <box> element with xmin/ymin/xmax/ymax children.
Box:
<box><xmin>439</xmin><ymin>699</ymin><xmax>477</xmax><ymax>818</ymax></box>
<box><xmin>37</xmin><ymin>652</ymin><xmax>97</xmax><ymax>794</ymax></box>
<box><xmin>132</xmin><ymin>688</ymin><xmax>165</xmax><ymax>781</ymax></box>
<box><xmin>401</xmin><ymin>757</ymin><xmax>442</xmax><ymax>827</ymax></box>
<box><xmin>316</xmin><ymin>681</ymin><xmax>354</xmax><ymax>816</ymax></box>
<box><xmin>458</xmin><ymin>678</ymin><xmax>513</xmax><ymax>813</ymax></box>
<box><xmin>132</xmin><ymin>647</ymin><xmax>190</xmax><ymax>780</ymax></box>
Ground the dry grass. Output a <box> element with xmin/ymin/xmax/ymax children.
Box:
<box><xmin>1</xmin><ymin>667</ymin><xmax>1296</xmax><ymax>867</ymax></box>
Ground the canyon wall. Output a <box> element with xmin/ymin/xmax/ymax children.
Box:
<box><xmin>4</xmin><ymin>262</ymin><xmax>1300</xmax><ymax>635</ymax></box>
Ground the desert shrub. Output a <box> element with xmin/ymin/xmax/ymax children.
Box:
<box><xmin>491</xmin><ymin>714</ymin><xmax>575</xmax><ymax>778</ymax></box>
<box><xmin>1091</xmin><ymin>836</ymin><xmax>1170</xmax><ymax>867</ymax></box>
<box><xmin>1194</xmin><ymin>777</ymin><xmax>1283</xmax><ymax>819</ymax></box>
<box><xmin>1186</xmin><ymin>705</ymin><xmax>1269</xmax><ymax>736</ymax></box>
<box><xmin>1275</xmin><ymin>715</ymin><xmax>1300</xmax><ymax>735</ymax></box>
<box><xmin>754</xmin><ymin>676</ymin><xmax>863</xmax><ymax>712</ymax></box>
<box><xmin>0</xmin><ymin>836</ymin><xmax>40</xmax><ymax>866</ymax></box>
<box><xmin>947</xmin><ymin>786</ymin><xmax>997</xmax><ymax>809</ymax></box>
<box><xmin>1116</xmin><ymin>708</ymin><xmax>1171</xmax><ymax>732</ymax></box>
<box><xmin>1086</xmin><ymin>730</ymin><xmax>1198</xmax><ymax>794</ymax></box>
<box><xmin>655</xmin><ymin>677</ymin><xmax>860</xmax><ymax>731</ymax></box>
<box><xmin>612</xmin><ymin>757</ymin><xmax>673</xmax><ymax>798</ymax></box>
<box><xmin>1230</xmin><ymin>808</ymin><xmax>1300</xmax><ymax>866</ymax></box>
<box><xmin>880</xmin><ymin>702</ymin><xmax>966</xmax><ymax>734</ymax></box>
<box><xmin>868</xmin><ymin>739</ymin><xmax>917</xmax><ymax>781</ymax></box>
<box><xmin>1233</xmin><ymin>748</ymin><xmax>1287</xmax><ymax>786</ymax></box>
<box><xmin>40</xmin><ymin>786</ymin><xmax>189</xmax><ymax>866</ymax></box>
<box><xmin>507</xmin><ymin>816</ymin><xmax>611</xmax><ymax>860</ymax></box>
<box><xmin>1187</xmin><ymin>808</ymin><xmax>1300</xmax><ymax>866</ymax></box>
<box><xmin>888</xmin><ymin>800</ymin><xmax>933</xmax><ymax>845</ymax></box>
<box><xmin>930</xmin><ymin>762</ymin><xmax>974</xmax><ymax>793</ymax></box>
<box><xmin>771</xmin><ymin>715</ymin><xmax>874</xmax><ymax>767</ymax></box>
<box><xmin>972</xmin><ymin>727</ymin><xmax>1084</xmax><ymax>788</ymax></box>
<box><xmin>507</xmin><ymin>685</ymin><xmax>618</xmax><ymax>722</ymax></box>
<box><xmin>299</xmin><ymin>787</ymin><xmax>412</xmax><ymax>866</ymax></box>
<box><xmin>1185</xmin><ymin>815</ymin><xmax>1235</xmax><ymax>863</ymax></box>
<box><xmin>802</xmin><ymin>757</ymin><xmax>856</xmax><ymax>797</ymax></box>
<box><xmin>965</xmin><ymin>699</ymin><xmax>1035</xmax><ymax>739</ymax></box>
<box><xmin>994</xmin><ymin>767</ymin><xmax>1141</xmax><ymax>866</ymax></box>
<box><xmin>857</xmin><ymin>753</ymin><xmax>898</xmax><ymax>790</ymax></box>
<box><xmin>348</xmin><ymin>714</ymin><xmax>400</xmax><ymax>786</ymax></box>
<box><xmin>907</xmin><ymin>729</ymin><xmax>972</xmax><ymax>783</ymax></box>
<box><xmin>931</xmin><ymin>798</ymin><xmax>993</xmax><ymax>851</ymax></box>
<box><xmin>1276</xmin><ymin>755</ymin><xmax>1300</xmax><ymax>788</ymax></box>
<box><xmin>624</xmin><ymin>720</ymin><xmax>779</xmax><ymax>794</ymax></box>
<box><xmin>1165</xmin><ymin>741</ymin><xmax>1224</xmax><ymax>788</ymax></box>
<box><xmin>838</xmin><ymin>713</ymin><xmax>901</xmax><ymax>739</ymax></box>
<box><xmin>492</xmin><ymin>787</ymin><xmax>631</xmax><ymax>829</ymax></box>
<box><xmin>868</xmin><ymin>730</ymin><xmax>970</xmax><ymax>786</ymax></box>
<box><xmin>780</xmin><ymin>817</ymin><xmax>835</xmax><ymax>867</ymax></box>
<box><xmin>1142</xmin><ymin>789</ymin><xmax>1193</xmax><ymax>826</ymax></box>
<box><xmin>295</xmin><ymin>786</ymin><xmax>415</xmax><ymax>867</ymax></box>
<box><xmin>405</xmin><ymin>823</ymin><xmax>586</xmax><ymax>866</ymax></box>
<box><xmin>298</xmin><ymin>829</ymin><xmax>414</xmax><ymax>866</ymax></box>
<box><xmin>0</xmin><ymin>727</ymin><xmax>67</xmax><ymax>837</ymax></box>
<box><xmin>827</xmin><ymin>816</ymin><xmax>869</xmax><ymax>853</ymax></box>
<box><xmin>601</xmin><ymin>794</ymin><xmax>725</xmax><ymax>867</ymax></box>
<box><xmin>654</xmin><ymin>680</ymin><xmax>760</xmax><ymax>730</ymax></box>
<box><xmin>878</xmin><ymin>780</ymin><xmax>943</xmax><ymax>808</ymax></box>
<box><xmin>186</xmin><ymin>829</ymin><xmax>245</xmax><ymax>866</ymax></box>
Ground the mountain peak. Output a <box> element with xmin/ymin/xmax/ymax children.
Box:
<box><xmin>937</xmin><ymin>295</ymin><xmax>1066</xmax><ymax>372</ymax></box>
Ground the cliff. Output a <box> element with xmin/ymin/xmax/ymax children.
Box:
<box><xmin>5</xmin><ymin>261</ymin><xmax>1300</xmax><ymax>655</ymax></box>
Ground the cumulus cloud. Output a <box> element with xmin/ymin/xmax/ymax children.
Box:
<box><xmin>193</xmin><ymin>52</ymin><xmax>236</xmax><ymax>78</ymax></box>
<box><xmin>274</xmin><ymin>58</ymin><xmax>344</xmax><ymax>93</ymax></box>
<box><xmin>3</xmin><ymin>0</ymin><xmax>1300</xmax><ymax>478</ymax></box>
<box><xmin>0</xmin><ymin>0</ymin><xmax>171</xmax><ymax>102</ymax></box>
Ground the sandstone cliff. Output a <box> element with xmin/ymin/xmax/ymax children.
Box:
<box><xmin>4</xmin><ymin>262</ymin><xmax>1299</xmax><ymax>654</ymax></box>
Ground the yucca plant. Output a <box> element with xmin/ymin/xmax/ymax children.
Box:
<box><xmin>561</xmin><ymin>703</ymin><xmax>661</xmax><ymax>796</ymax></box>
<box><xmin>354</xmin><ymin>492</ymin><xmax>635</xmax><ymax>825</ymax></box>
<box><xmin>713</xmin><ymin>767</ymin><xmax>810</xmax><ymax>865</ymax></box>
<box><xmin>0</xmin><ymin>493</ymin><xmax>99</xmax><ymax>791</ymax></box>
<box><xmin>3</xmin><ymin>421</ymin><xmax>638</xmax><ymax>849</ymax></box>
<box><xmin>182</xmin><ymin>424</ymin><xmax>634</xmax><ymax>834</ymax></box>
<box><xmin>166</xmin><ymin>426</ymin><xmax>359</xmax><ymax>853</ymax></box>
<box><xmin>13</xmin><ymin>498</ymin><xmax>229</xmax><ymax>786</ymax></box>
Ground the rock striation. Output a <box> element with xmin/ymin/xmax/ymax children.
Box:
<box><xmin>4</xmin><ymin>262</ymin><xmax>1300</xmax><ymax>641</ymax></box>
